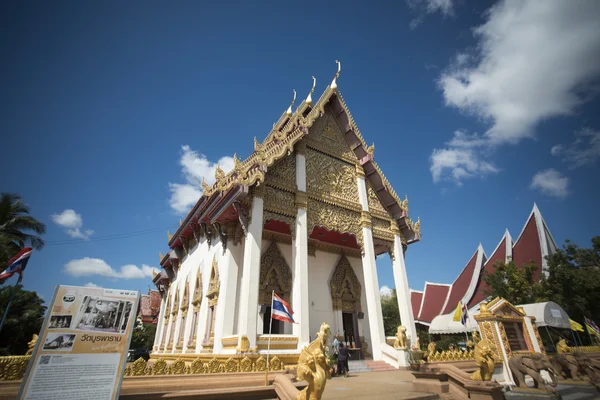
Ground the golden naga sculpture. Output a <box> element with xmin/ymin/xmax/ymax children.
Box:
<box><xmin>470</xmin><ymin>337</ymin><xmax>495</xmax><ymax>381</ymax></box>
<box><xmin>26</xmin><ymin>334</ymin><xmax>38</xmax><ymax>355</ymax></box>
<box><xmin>557</xmin><ymin>338</ymin><xmax>570</xmax><ymax>354</ymax></box>
<box><xmin>296</xmin><ymin>322</ymin><xmax>332</xmax><ymax>400</ymax></box>
<box><xmin>393</xmin><ymin>325</ymin><xmax>408</xmax><ymax>349</ymax></box>
<box><xmin>427</xmin><ymin>341</ymin><xmax>436</xmax><ymax>355</ymax></box>
<box><xmin>473</xmin><ymin>329</ymin><xmax>481</xmax><ymax>344</ymax></box>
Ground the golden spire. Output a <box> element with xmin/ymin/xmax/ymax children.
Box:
<box><xmin>167</xmin><ymin>231</ymin><xmax>173</xmax><ymax>241</ymax></box>
<box><xmin>286</xmin><ymin>89</ymin><xmax>297</xmax><ymax>117</ymax></box>
<box><xmin>233</xmin><ymin>153</ymin><xmax>242</xmax><ymax>172</ymax></box>
<box><xmin>414</xmin><ymin>217</ymin><xmax>420</xmax><ymax>234</ymax></box>
<box><xmin>159</xmin><ymin>252</ymin><xmax>164</xmax><ymax>261</ymax></box>
<box><xmin>330</xmin><ymin>60</ymin><xmax>341</xmax><ymax>90</ymax></box>
<box><xmin>152</xmin><ymin>269</ymin><xmax>158</xmax><ymax>279</ymax></box>
<box><xmin>215</xmin><ymin>164</ymin><xmax>225</xmax><ymax>180</ymax></box>
<box><xmin>401</xmin><ymin>195</ymin><xmax>409</xmax><ymax>213</ymax></box>
<box><xmin>179</xmin><ymin>219</ymin><xmax>182</xmax><ymax>226</ymax></box>
<box><xmin>201</xmin><ymin>177</ymin><xmax>211</xmax><ymax>193</ymax></box>
<box><xmin>366</xmin><ymin>142</ymin><xmax>375</xmax><ymax>157</ymax></box>
<box><xmin>306</xmin><ymin>76</ymin><xmax>316</xmax><ymax>106</ymax></box>
<box><xmin>254</xmin><ymin>136</ymin><xmax>262</xmax><ymax>151</ymax></box>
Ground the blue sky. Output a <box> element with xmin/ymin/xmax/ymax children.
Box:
<box><xmin>1</xmin><ymin>1</ymin><xmax>599</xmax><ymax>304</ymax></box>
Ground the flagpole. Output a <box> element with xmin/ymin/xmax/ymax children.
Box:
<box><xmin>584</xmin><ymin>318</ymin><xmax>594</xmax><ymax>345</ymax></box>
<box><xmin>0</xmin><ymin>275</ymin><xmax>22</xmax><ymax>334</ymax></box>
<box><xmin>265</xmin><ymin>290</ymin><xmax>274</xmax><ymax>387</ymax></box>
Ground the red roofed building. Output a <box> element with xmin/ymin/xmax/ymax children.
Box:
<box><xmin>413</xmin><ymin>204</ymin><xmax>557</xmax><ymax>330</ymax></box>
<box><xmin>138</xmin><ymin>290</ymin><xmax>162</xmax><ymax>324</ymax></box>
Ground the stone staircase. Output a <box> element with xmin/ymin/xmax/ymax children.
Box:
<box><xmin>347</xmin><ymin>360</ymin><xmax>398</xmax><ymax>374</ymax></box>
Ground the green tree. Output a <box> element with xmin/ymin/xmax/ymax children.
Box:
<box><xmin>0</xmin><ymin>193</ymin><xmax>46</xmax><ymax>265</ymax></box>
<box><xmin>381</xmin><ymin>289</ymin><xmax>401</xmax><ymax>336</ymax></box>
<box><xmin>482</xmin><ymin>260</ymin><xmax>542</xmax><ymax>305</ymax></box>
<box><xmin>130</xmin><ymin>323</ymin><xmax>157</xmax><ymax>350</ymax></box>
<box><xmin>0</xmin><ymin>284</ymin><xmax>46</xmax><ymax>355</ymax></box>
<box><xmin>538</xmin><ymin>237</ymin><xmax>600</xmax><ymax>324</ymax></box>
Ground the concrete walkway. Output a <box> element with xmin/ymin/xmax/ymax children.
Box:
<box><xmin>323</xmin><ymin>370</ymin><xmax>439</xmax><ymax>400</ymax></box>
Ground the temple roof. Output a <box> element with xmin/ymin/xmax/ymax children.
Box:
<box><xmin>413</xmin><ymin>204</ymin><xmax>557</xmax><ymax>326</ymax></box>
<box><xmin>160</xmin><ymin>66</ymin><xmax>420</xmax><ymax>267</ymax></box>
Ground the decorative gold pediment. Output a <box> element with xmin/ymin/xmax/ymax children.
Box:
<box><xmin>206</xmin><ymin>256</ymin><xmax>220</xmax><ymax>306</ymax></box>
<box><xmin>329</xmin><ymin>255</ymin><xmax>362</xmax><ymax>312</ymax></box>
<box><xmin>180</xmin><ymin>280</ymin><xmax>189</xmax><ymax>312</ymax></box>
<box><xmin>307</xmin><ymin>199</ymin><xmax>363</xmax><ymax>251</ymax></box>
<box><xmin>259</xmin><ymin>242</ymin><xmax>292</xmax><ymax>305</ymax></box>
<box><xmin>306</xmin><ymin>149</ymin><xmax>359</xmax><ymax>207</ymax></box>
<box><xmin>171</xmin><ymin>289</ymin><xmax>179</xmax><ymax>317</ymax></box>
<box><xmin>265</xmin><ymin>154</ymin><xmax>296</xmax><ymax>193</ymax></box>
<box><xmin>307</xmin><ymin>109</ymin><xmax>356</xmax><ymax>163</ymax></box>
<box><xmin>192</xmin><ymin>269</ymin><xmax>202</xmax><ymax>307</ymax></box>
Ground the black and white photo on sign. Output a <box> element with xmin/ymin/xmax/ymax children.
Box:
<box><xmin>49</xmin><ymin>315</ymin><xmax>72</xmax><ymax>329</ymax></box>
<box><xmin>43</xmin><ymin>333</ymin><xmax>76</xmax><ymax>351</ymax></box>
<box><xmin>73</xmin><ymin>295</ymin><xmax>133</xmax><ymax>334</ymax></box>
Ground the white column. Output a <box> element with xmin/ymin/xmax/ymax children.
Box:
<box><xmin>213</xmin><ymin>234</ymin><xmax>240</xmax><ymax>353</ymax></box>
<box><xmin>237</xmin><ymin>192</ymin><xmax>264</xmax><ymax>349</ymax></box>
<box><xmin>293</xmin><ymin>148</ymin><xmax>310</xmax><ymax>349</ymax></box>
<box><xmin>356</xmin><ymin>166</ymin><xmax>385</xmax><ymax>360</ymax></box>
<box><xmin>361</xmin><ymin>225</ymin><xmax>386</xmax><ymax>360</ymax></box>
<box><xmin>392</xmin><ymin>233</ymin><xmax>417</xmax><ymax>346</ymax></box>
<box><xmin>153</xmin><ymin>294</ymin><xmax>167</xmax><ymax>350</ymax></box>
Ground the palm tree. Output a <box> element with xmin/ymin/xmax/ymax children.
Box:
<box><xmin>0</xmin><ymin>193</ymin><xmax>46</xmax><ymax>264</ymax></box>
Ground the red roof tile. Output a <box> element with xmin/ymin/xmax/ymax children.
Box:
<box><xmin>411</xmin><ymin>291</ymin><xmax>423</xmax><ymax>320</ymax></box>
<box><xmin>469</xmin><ymin>237</ymin><xmax>507</xmax><ymax>308</ymax></box>
<box><xmin>417</xmin><ymin>284</ymin><xmax>450</xmax><ymax>323</ymax></box>
<box><xmin>443</xmin><ymin>249</ymin><xmax>480</xmax><ymax>314</ymax></box>
<box><xmin>512</xmin><ymin>215</ymin><xmax>543</xmax><ymax>281</ymax></box>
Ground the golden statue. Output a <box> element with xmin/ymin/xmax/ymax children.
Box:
<box><xmin>296</xmin><ymin>322</ymin><xmax>332</xmax><ymax>400</ymax></box>
<box><xmin>473</xmin><ymin>329</ymin><xmax>481</xmax><ymax>344</ymax></box>
<box><xmin>556</xmin><ymin>338</ymin><xmax>570</xmax><ymax>354</ymax></box>
<box><xmin>26</xmin><ymin>334</ymin><xmax>38</xmax><ymax>355</ymax></box>
<box><xmin>470</xmin><ymin>338</ymin><xmax>495</xmax><ymax>381</ymax></box>
<box><xmin>393</xmin><ymin>325</ymin><xmax>408</xmax><ymax>349</ymax></box>
<box><xmin>427</xmin><ymin>341</ymin><xmax>436</xmax><ymax>355</ymax></box>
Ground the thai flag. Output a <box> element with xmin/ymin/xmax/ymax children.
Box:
<box><xmin>460</xmin><ymin>302</ymin><xmax>469</xmax><ymax>326</ymax></box>
<box><xmin>0</xmin><ymin>247</ymin><xmax>32</xmax><ymax>284</ymax></box>
<box><xmin>271</xmin><ymin>293</ymin><xmax>295</xmax><ymax>323</ymax></box>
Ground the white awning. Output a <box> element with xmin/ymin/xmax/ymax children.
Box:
<box><xmin>516</xmin><ymin>301</ymin><xmax>571</xmax><ymax>329</ymax></box>
<box><xmin>429</xmin><ymin>301</ymin><xmax>572</xmax><ymax>334</ymax></box>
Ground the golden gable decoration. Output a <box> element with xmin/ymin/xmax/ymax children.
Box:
<box><xmin>180</xmin><ymin>280</ymin><xmax>189</xmax><ymax>312</ymax></box>
<box><xmin>192</xmin><ymin>268</ymin><xmax>202</xmax><ymax>308</ymax></box>
<box><xmin>329</xmin><ymin>255</ymin><xmax>362</xmax><ymax>313</ymax></box>
<box><xmin>306</xmin><ymin>149</ymin><xmax>359</xmax><ymax>208</ymax></box>
<box><xmin>307</xmin><ymin>199</ymin><xmax>363</xmax><ymax>251</ymax></box>
<box><xmin>171</xmin><ymin>289</ymin><xmax>179</xmax><ymax>317</ymax></box>
<box><xmin>307</xmin><ymin>109</ymin><xmax>355</xmax><ymax>163</ymax></box>
<box><xmin>265</xmin><ymin>153</ymin><xmax>296</xmax><ymax>193</ymax></box>
<box><xmin>206</xmin><ymin>257</ymin><xmax>220</xmax><ymax>307</ymax></box>
<box><xmin>259</xmin><ymin>242</ymin><xmax>292</xmax><ymax>304</ymax></box>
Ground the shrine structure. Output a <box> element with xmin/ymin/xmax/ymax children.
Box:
<box><xmin>412</xmin><ymin>203</ymin><xmax>558</xmax><ymax>331</ymax></box>
<box><xmin>151</xmin><ymin>63</ymin><xmax>420</xmax><ymax>367</ymax></box>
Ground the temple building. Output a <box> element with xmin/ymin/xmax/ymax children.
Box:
<box><xmin>137</xmin><ymin>290</ymin><xmax>161</xmax><ymax>325</ymax></box>
<box><xmin>411</xmin><ymin>203</ymin><xmax>558</xmax><ymax>333</ymax></box>
<box><xmin>151</xmin><ymin>64</ymin><xmax>420</xmax><ymax>365</ymax></box>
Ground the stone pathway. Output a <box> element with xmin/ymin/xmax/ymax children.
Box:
<box><xmin>323</xmin><ymin>370</ymin><xmax>439</xmax><ymax>400</ymax></box>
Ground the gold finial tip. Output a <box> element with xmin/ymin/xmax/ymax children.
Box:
<box><xmin>330</xmin><ymin>60</ymin><xmax>341</xmax><ymax>90</ymax></box>
<box><xmin>286</xmin><ymin>89</ymin><xmax>297</xmax><ymax>116</ymax></box>
<box><xmin>306</xmin><ymin>76</ymin><xmax>317</xmax><ymax>106</ymax></box>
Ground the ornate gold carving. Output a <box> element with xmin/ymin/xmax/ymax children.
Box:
<box><xmin>208</xmin><ymin>357</ymin><xmax>220</xmax><ymax>374</ymax></box>
<box><xmin>172</xmin><ymin>358</ymin><xmax>186</xmax><ymax>375</ymax></box>
<box><xmin>372</xmin><ymin>217</ymin><xmax>394</xmax><ymax>242</ymax></box>
<box><xmin>180</xmin><ymin>281</ymin><xmax>189</xmax><ymax>311</ymax></box>
<box><xmin>255</xmin><ymin>356</ymin><xmax>267</xmax><ymax>372</ymax></box>
<box><xmin>470</xmin><ymin>334</ymin><xmax>495</xmax><ymax>381</ymax></box>
<box><xmin>192</xmin><ymin>269</ymin><xmax>202</xmax><ymax>307</ymax></box>
<box><xmin>295</xmin><ymin>190</ymin><xmax>308</xmax><ymax>209</ymax></box>
<box><xmin>295</xmin><ymin>139</ymin><xmax>307</xmax><ymax>155</ymax></box>
<box><xmin>265</xmin><ymin>154</ymin><xmax>296</xmax><ymax>192</ymax></box>
<box><xmin>366</xmin><ymin>143</ymin><xmax>375</xmax><ymax>157</ymax></box>
<box><xmin>259</xmin><ymin>242</ymin><xmax>292</xmax><ymax>305</ymax></box>
<box><xmin>25</xmin><ymin>334</ymin><xmax>37</xmax><ymax>355</ymax></box>
<box><xmin>307</xmin><ymin>109</ymin><xmax>355</xmax><ymax>163</ymax></box>
<box><xmin>401</xmin><ymin>195</ymin><xmax>408</xmax><ymax>214</ymax></box>
<box><xmin>264</xmin><ymin>187</ymin><xmax>296</xmax><ymax>217</ymax></box>
<box><xmin>0</xmin><ymin>356</ymin><xmax>30</xmax><ymax>380</ymax></box>
<box><xmin>191</xmin><ymin>357</ymin><xmax>204</xmax><ymax>374</ymax></box>
<box><xmin>356</xmin><ymin>164</ymin><xmax>365</xmax><ymax>178</ymax></box>
<box><xmin>306</xmin><ymin>149</ymin><xmax>359</xmax><ymax>206</ymax></box>
<box><xmin>153</xmin><ymin>358</ymin><xmax>168</xmax><ymax>375</ymax></box>
<box><xmin>240</xmin><ymin>356</ymin><xmax>253</xmax><ymax>372</ymax></box>
<box><xmin>253</xmin><ymin>184</ymin><xmax>265</xmax><ymax>199</ymax></box>
<box><xmin>366</xmin><ymin>183</ymin><xmax>388</xmax><ymax>218</ymax></box>
<box><xmin>269</xmin><ymin>356</ymin><xmax>283</xmax><ymax>371</ymax></box>
<box><xmin>307</xmin><ymin>199</ymin><xmax>363</xmax><ymax>251</ymax></box>
<box><xmin>263</xmin><ymin>230</ymin><xmax>293</xmax><ymax>245</ymax></box>
<box><xmin>206</xmin><ymin>257</ymin><xmax>219</xmax><ymax>307</ymax></box>
<box><xmin>360</xmin><ymin>211</ymin><xmax>372</xmax><ymax>228</ymax></box>
<box><xmin>330</xmin><ymin>255</ymin><xmax>362</xmax><ymax>312</ymax></box>
<box><xmin>427</xmin><ymin>349</ymin><xmax>475</xmax><ymax>362</ymax></box>
<box><xmin>237</xmin><ymin>335</ymin><xmax>250</xmax><ymax>353</ymax></box>
<box><xmin>171</xmin><ymin>290</ymin><xmax>179</xmax><ymax>317</ymax></box>
<box><xmin>308</xmin><ymin>239</ymin><xmax>361</xmax><ymax>257</ymax></box>
<box><xmin>393</xmin><ymin>326</ymin><xmax>407</xmax><ymax>349</ymax></box>
<box><xmin>225</xmin><ymin>357</ymin><xmax>239</xmax><ymax>373</ymax></box>
<box><xmin>131</xmin><ymin>358</ymin><xmax>147</xmax><ymax>376</ymax></box>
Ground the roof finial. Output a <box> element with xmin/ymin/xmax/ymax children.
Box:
<box><xmin>286</xmin><ymin>89</ymin><xmax>297</xmax><ymax>117</ymax></box>
<box><xmin>167</xmin><ymin>231</ymin><xmax>173</xmax><ymax>241</ymax></box>
<box><xmin>201</xmin><ymin>176</ymin><xmax>211</xmax><ymax>193</ymax></box>
<box><xmin>159</xmin><ymin>251</ymin><xmax>164</xmax><ymax>261</ymax></box>
<box><xmin>330</xmin><ymin>60</ymin><xmax>341</xmax><ymax>90</ymax></box>
<box><xmin>306</xmin><ymin>76</ymin><xmax>316</xmax><ymax>106</ymax></box>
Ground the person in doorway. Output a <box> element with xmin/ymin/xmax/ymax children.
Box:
<box><xmin>337</xmin><ymin>342</ymin><xmax>350</xmax><ymax>377</ymax></box>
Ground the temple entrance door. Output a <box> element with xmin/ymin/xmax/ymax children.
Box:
<box><xmin>342</xmin><ymin>312</ymin><xmax>357</xmax><ymax>348</ymax></box>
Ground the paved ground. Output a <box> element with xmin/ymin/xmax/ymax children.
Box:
<box><xmin>322</xmin><ymin>370</ymin><xmax>439</xmax><ymax>400</ymax></box>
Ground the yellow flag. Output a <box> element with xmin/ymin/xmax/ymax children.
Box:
<box><xmin>452</xmin><ymin>302</ymin><xmax>462</xmax><ymax>322</ymax></box>
<box><xmin>570</xmin><ymin>319</ymin><xmax>584</xmax><ymax>332</ymax></box>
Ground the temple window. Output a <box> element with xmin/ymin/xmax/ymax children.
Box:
<box><xmin>258</xmin><ymin>243</ymin><xmax>292</xmax><ymax>334</ymax></box>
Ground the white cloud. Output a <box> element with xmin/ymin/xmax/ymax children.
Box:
<box><xmin>64</xmin><ymin>257</ymin><xmax>157</xmax><ymax>279</ymax></box>
<box><xmin>408</xmin><ymin>0</ymin><xmax>454</xmax><ymax>29</ymax></box>
<box><xmin>380</xmin><ymin>285</ymin><xmax>394</xmax><ymax>297</ymax></box>
<box><xmin>439</xmin><ymin>1</ymin><xmax>600</xmax><ymax>146</ymax></box>
<box><xmin>552</xmin><ymin>127</ymin><xmax>600</xmax><ymax>168</ymax></box>
<box><xmin>168</xmin><ymin>145</ymin><xmax>234</xmax><ymax>214</ymax></box>
<box><xmin>84</xmin><ymin>282</ymin><xmax>101</xmax><ymax>288</ymax></box>
<box><xmin>430</xmin><ymin>131</ymin><xmax>499</xmax><ymax>185</ymax></box>
<box><xmin>51</xmin><ymin>209</ymin><xmax>94</xmax><ymax>240</ymax></box>
<box><xmin>530</xmin><ymin>169</ymin><xmax>569</xmax><ymax>198</ymax></box>
<box><xmin>431</xmin><ymin>0</ymin><xmax>600</xmax><ymax>185</ymax></box>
